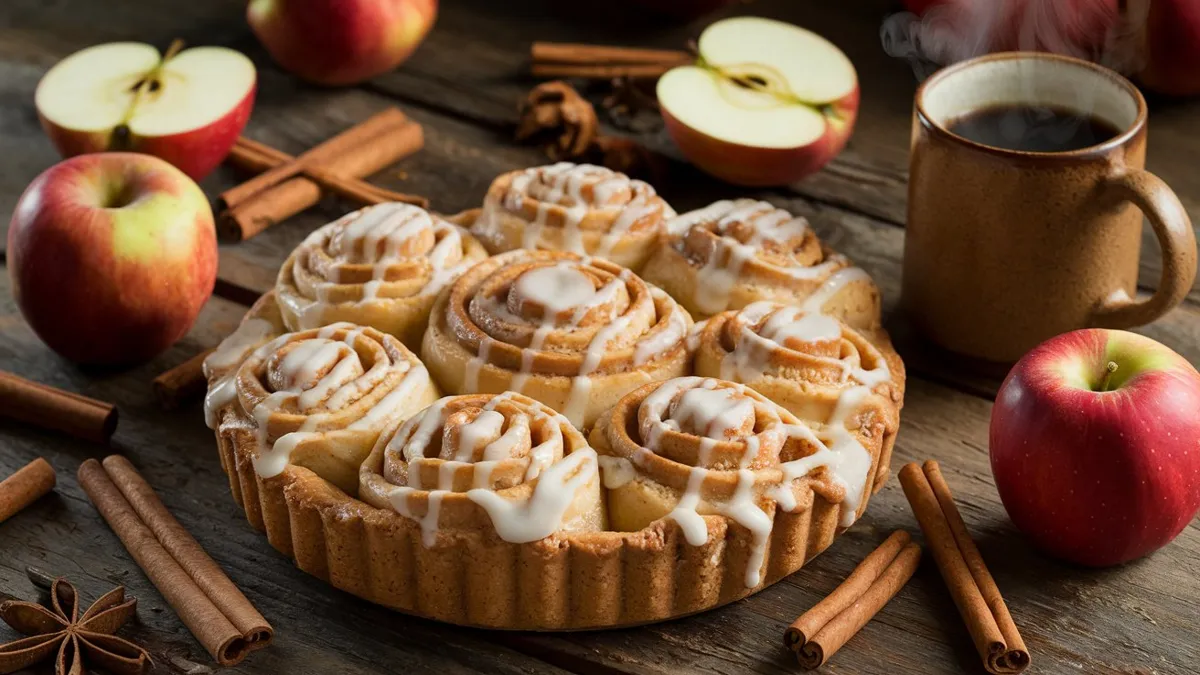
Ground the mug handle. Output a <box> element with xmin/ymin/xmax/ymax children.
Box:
<box><xmin>1089</xmin><ymin>169</ymin><xmax>1197</xmax><ymax>329</ymax></box>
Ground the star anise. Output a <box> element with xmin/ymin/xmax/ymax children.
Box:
<box><xmin>0</xmin><ymin>578</ymin><xmax>151</xmax><ymax>675</ymax></box>
<box><xmin>515</xmin><ymin>80</ymin><xmax>599</xmax><ymax>160</ymax></box>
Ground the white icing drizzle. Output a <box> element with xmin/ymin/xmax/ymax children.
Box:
<box><xmin>634</xmin><ymin>376</ymin><xmax>880</xmax><ymax>587</ymax></box>
<box><xmin>597</xmin><ymin>455</ymin><xmax>637</xmax><ymax>489</ymax></box>
<box><xmin>454</xmin><ymin>410</ymin><xmax>505</xmax><ymax>460</ymax></box>
<box><xmin>668</xmin><ymin>200</ymin><xmax>845</xmax><ymax>315</ymax></box>
<box><xmin>719</xmin><ymin>302</ymin><xmax>890</xmax><ymax>389</ymax></box>
<box><xmin>466</xmin><ymin>449</ymin><xmax>598</xmax><ymax>543</ymax></box>
<box><xmin>633</xmin><ymin>302</ymin><xmax>687</xmax><ymax>366</ymax></box>
<box><xmin>513</xmin><ymin>266</ymin><xmax>596</xmax><ymax>314</ymax></box>
<box><xmin>289</xmin><ymin>203</ymin><xmax>471</xmax><ymax>328</ymax></box>
<box><xmin>464</xmin><ymin>337</ymin><xmax>492</xmax><ymax>392</ymax></box>
<box><xmin>799</xmin><ymin>267</ymin><xmax>873</xmax><ymax>315</ymax></box>
<box><xmin>481</xmin><ymin>163</ymin><xmax>664</xmax><ymax>260</ymax></box>
<box><xmin>381</xmin><ymin>394</ymin><xmax>597</xmax><ymax>546</ymax></box>
<box><xmin>205</xmin><ymin>318</ymin><xmax>276</xmax><ymax>374</ymax></box>
<box><xmin>204</xmin><ymin>322</ymin><xmax>426</xmax><ymax>479</ymax></box>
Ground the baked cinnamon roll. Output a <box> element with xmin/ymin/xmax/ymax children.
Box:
<box><xmin>591</xmin><ymin>376</ymin><xmax>884</xmax><ymax>588</ymax></box>
<box><xmin>467</xmin><ymin>162</ymin><xmax>675</xmax><ymax>272</ymax></box>
<box><xmin>360</xmin><ymin>392</ymin><xmax>604</xmax><ymax>545</ymax></box>
<box><xmin>204</xmin><ymin>320</ymin><xmax>438</xmax><ymax>496</ymax></box>
<box><xmin>276</xmin><ymin>202</ymin><xmax>487</xmax><ymax>350</ymax></box>
<box><xmin>421</xmin><ymin>250</ymin><xmax>693</xmax><ymax>429</ymax></box>
<box><xmin>693</xmin><ymin>302</ymin><xmax>904</xmax><ymax>491</ymax></box>
<box><xmin>641</xmin><ymin>200</ymin><xmax>881</xmax><ymax>327</ymax></box>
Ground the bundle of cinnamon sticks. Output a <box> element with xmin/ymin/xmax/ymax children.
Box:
<box><xmin>220</xmin><ymin>108</ymin><xmax>428</xmax><ymax>241</ymax></box>
<box><xmin>79</xmin><ymin>456</ymin><xmax>273</xmax><ymax>666</ymax></box>
<box><xmin>531</xmin><ymin>41</ymin><xmax>692</xmax><ymax>79</ymax></box>
<box><xmin>784</xmin><ymin>461</ymin><xmax>1030</xmax><ymax>674</ymax></box>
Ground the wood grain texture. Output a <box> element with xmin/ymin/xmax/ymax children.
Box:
<box><xmin>1</xmin><ymin>0</ymin><xmax>1199</xmax><ymax>673</ymax></box>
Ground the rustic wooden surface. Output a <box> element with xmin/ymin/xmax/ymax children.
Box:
<box><xmin>2</xmin><ymin>1</ymin><xmax>1199</xmax><ymax>674</ymax></box>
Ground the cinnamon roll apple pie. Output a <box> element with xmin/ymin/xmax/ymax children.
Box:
<box><xmin>204</xmin><ymin>166</ymin><xmax>905</xmax><ymax>630</ymax></box>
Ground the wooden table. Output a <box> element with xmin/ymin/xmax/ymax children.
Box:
<box><xmin>2</xmin><ymin>1</ymin><xmax>1198</xmax><ymax>673</ymax></box>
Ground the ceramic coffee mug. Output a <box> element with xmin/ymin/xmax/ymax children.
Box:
<box><xmin>903</xmin><ymin>52</ymin><xmax>1197</xmax><ymax>362</ymax></box>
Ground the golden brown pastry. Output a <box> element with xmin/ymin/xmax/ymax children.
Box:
<box><xmin>276</xmin><ymin>202</ymin><xmax>488</xmax><ymax>351</ymax></box>
<box><xmin>590</xmin><ymin>376</ymin><xmax>887</xmax><ymax>588</ymax></box>
<box><xmin>466</xmin><ymin>162</ymin><xmax>675</xmax><ymax>271</ymax></box>
<box><xmin>641</xmin><ymin>199</ymin><xmax>881</xmax><ymax>327</ymax></box>
<box><xmin>693</xmin><ymin>302</ymin><xmax>904</xmax><ymax>491</ymax></box>
<box><xmin>360</xmin><ymin>392</ymin><xmax>605</xmax><ymax>544</ymax></box>
<box><xmin>204</xmin><ymin>315</ymin><xmax>438</xmax><ymax>495</ymax></box>
<box><xmin>421</xmin><ymin>249</ymin><xmax>693</xmax><ymax>429</ymax></box>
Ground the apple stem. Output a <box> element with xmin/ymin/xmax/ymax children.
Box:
<box><xmin>110</xmin><ymin>38</ymin><xmax>185</xmax><ymax>150</ymax></box>
<box><xmin>1099</xmin><ymin>360</ymin><xmax>1119</xmax><ymax>392</ymax></box>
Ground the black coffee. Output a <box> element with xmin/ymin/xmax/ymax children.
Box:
<box><xmin>947</xmin><ymin>104</ymin><xmax>1122</xmax><ymax>153</ymax></box>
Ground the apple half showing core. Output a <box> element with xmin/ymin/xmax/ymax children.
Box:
<box><xmin>657</xmin><ymin>17</ymin><xmax>859</xmax><ymax>187</ymax></box>
<box><xmin>36</xmin><ymin>42</ymin><xmax>256</xmax><ymax>180</ymax></box>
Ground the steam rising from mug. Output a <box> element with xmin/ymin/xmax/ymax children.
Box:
<box><xmin>881</xmin><ymin>0</ymin><xmax>1146</xmax><ymax>80</ymax></box>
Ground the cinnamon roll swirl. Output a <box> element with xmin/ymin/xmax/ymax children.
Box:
<box><xmin>276</xmin><ymin>202</ymin><xmax>488</xmax><ymax>350</ymax></box>
<box><xmin>421</xmin><ymin>250</ymin><xmax>693</xmax><ymax>429</ymax></box>
<box><xmin>204</xmin><ymin>321</ymin><xmax>438</xmax><ymax>495</ymax></box>
<box><xmin>591</xmin><ymin>377</ymin><xmax>885</xmax><ymax>588</ymax></box>
<box><xmin>467</xmin><ymin>162</ymin><xmax>675</xmax><ymax>272</ymax></box>
<box><xmin>693</xmin><ymin>302</ymin><xmax>904</xmax><ymax>491</ymax></box>
<box><xmin>360</xmin><ymin>392</ymin><xmax>604</xmax><ymax>546</ymax></box>
<box><xmin>641</xmin><ymin>200</ymin><xmax>881</xmax><ymax>328</ymax></box>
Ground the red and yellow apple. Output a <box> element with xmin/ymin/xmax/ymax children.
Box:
<box><xmin>990</xmin><ymin>329</ymin><xmax>1200</xmax><ymax>567</ymax></box>
<box><xmin>35</xmin><ymin>42</ymin><xmax>256</xmax><ymax>181</ymax></box>
<box><xmin>7</xmin><ymin>153</ymin><xmax>218</xmax><ymax>365</ymax></box>
<box><xmin>657</xmin><ymin>17</ymin><xmax>858</xmax><ymax>187</ymax></box>
<box><xmin>247</xmin><ymin>0</ymin><xmax>438</xmax><ymax>86</ymax></box>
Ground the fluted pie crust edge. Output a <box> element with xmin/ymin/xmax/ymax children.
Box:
<box><xmin>208</xmin><ymin>299</ymin><xmax>889</xmax><ymax>629</ymax></box>
<box><xmin>215</xmin><ymin>423</ymin><xmax>854</xmax><ymax>629</ymax></box>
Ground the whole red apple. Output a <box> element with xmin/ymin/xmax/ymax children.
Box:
<box><xmin>990</xmin><ymin>329</ymin><xmax>1200</xmax><ymax>566</ymax></box>
<box><xmin>1136</xmin><ymin>0</ymin><xmax>1200</xmax><ymax>97</ymax></box>
<box><xmin>8</xmin><ymin>153</ymin><xmax>217</xmax><ymax>365</ymax></box>
<box><xmin>35</xmin><ymin>43</ymin><xmax>256</xmax><ymax>181</ymax></box>
<box><xmin>248</xmin><ymin>0</ymin><xmax>438</xmax><ymax>86</ymax></box>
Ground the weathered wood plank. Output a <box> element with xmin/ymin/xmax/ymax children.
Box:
<box><xmin>0</xmin><ymin>284</ymin><xmax>569</xmax><ymax>675</ymax></box>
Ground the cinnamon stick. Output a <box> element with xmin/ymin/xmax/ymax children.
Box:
<box><xmin>784</xmin><ymin>530</ymin><xmax>922</xmax><ymax>669</ymax></box>
<box><xmin>79</xmin><ymin>456</ymin><xmax>273</xmax><ymax>666</ymax></box>
<box><xmin>0</xmin><ymin>371</ymin><xmax>117</xmax><ymax>443</ymax></box>
<box><xmin>531</xmin><ymin>42</ymin><xmax>692</xmax><ymax>66</ymax></box>
<box><xmin>899</xmin><ymin>461</ymin><xmax>1030</xmax><ymax>674</ymax></box>
<box><xmin>220</xmin><ymin>111</ymin><xmax>425</xmax><ymax>241</ymax></box>
<box><xmin>228</xmin><ymin>138</ymin><xmax>429</xmax><ymax>208</ymax></box>
<box><xmin>153</xmin><ymin>348</ymin><xmax>214</xmax><ymax>410</ymax></box>
<box><xmin>221</xmin><ymin>108</ymin><xmax>408</xmax><ymax>208</ymax></box>
<box><xmin>0</xmin><ymin>458</ymin><xmax>56</xmax><ymax>524</ymax></box>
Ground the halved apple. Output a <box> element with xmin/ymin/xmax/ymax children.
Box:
<box><xmin>36</xmin><ymin>42</ymin><xmax>256</xmax><ymax>181</ymax></box>
<box><xmin>657</xmin><ymin>17</ymin><xmax>858</xmax><ymax>186</ymax></box>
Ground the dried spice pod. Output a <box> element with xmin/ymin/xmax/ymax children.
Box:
<box><xmin>515</xmin><ymin>81</ymin><xmax>599</xmax><ymax>160</ymax></box>
<box><xmin>0</xmin><ymin>577</ymin><xmax>151</xmax><ymax>675</ymax></box>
